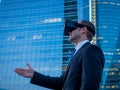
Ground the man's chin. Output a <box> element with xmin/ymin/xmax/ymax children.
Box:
<box><xmin>69</xmin><ymin>38</ymin><xmax>73</xmax><ymax>43</ymax></box>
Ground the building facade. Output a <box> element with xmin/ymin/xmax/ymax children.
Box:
<box><xmin>62</xmin><ymin>0</ymin><xmax>78</xmax><ymax>73</ymax></box>
<box><xmin>82</xmin><ymin>0</ymin><xmax>120</xmax><ymax>90</ymax></box>
<box><xmin>0</xmin><ymin>0</ymin><xmax>64</xmax><ymax>90</ymax></box>
<box><xmin>97</xmin><ymin>0</ymin><xmax>120</xmax><ymax>90</ymax></box>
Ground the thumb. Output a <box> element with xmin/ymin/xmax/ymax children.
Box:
<box><xmin>26</xmin><ymin>62</ymin><xmax>32</xmax><ymax>70</ymax></box>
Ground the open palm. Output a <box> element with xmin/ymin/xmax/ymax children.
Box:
<box><xmin>15</xmin><ymin>63</ymin><xmax>34</xmax><ymax>78</ymax></box>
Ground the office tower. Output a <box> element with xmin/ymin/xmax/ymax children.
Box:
<box><xmin>82</xmin><ymin>0</ymin><xmax>120</xmax><ymax>90</ymax></box>
<box><xmin>0</xmin><ymin>0</ymin><xmax>83</xmax><ymax>89</ymax></box>
<box><xmin>97</xmin><ymin>1</ymin><xmax>120</xmax><ymax>90</ymax></box>
<box><xmin>0</xmin><ymin>0</ymin><xmax>64</xmax><ymax>90</ymax></box>
<box><xmin>62</xmin><ymin>0</ymin><xmax>78</xmax><ymax>73</ymax></box>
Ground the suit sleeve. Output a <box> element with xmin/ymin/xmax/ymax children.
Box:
<box><xmin>30</xmin><ymin>71</ymin><xmax>64</xmax><ymax>90</ymax></box>
<box><xmin>80</xmin><ymin>45</ymin><xmax>105</xmax><ymax>90</ymax></box>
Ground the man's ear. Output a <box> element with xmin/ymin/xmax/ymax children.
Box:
<box><xmin>81</xmin><ymin>26</ymin><xmax>87</xmax><ymax>34</ymax></box>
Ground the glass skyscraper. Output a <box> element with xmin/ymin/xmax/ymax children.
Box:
<box><xmin>62</xmin><ymin>0</ymin><xmax>78</xmax><ymax>73</ymax></box>
<box><xmin>0</xmin><ymin>0</ymin><xmax>120</xmax><ymax>90</ymax></box>
<box><xmin>0</xmin><ymin>0</ymin><xmax>64</xmax><ymax>90</ymax></box>
<box><xmin>97</xmin><ymin>0</ymin><xmax>120</xmax><ymax>90</ymax></box>
<box><xmin>82</xmin><ymin>0</ymin><xmax>120</xmax><ymax>90</ymax></box>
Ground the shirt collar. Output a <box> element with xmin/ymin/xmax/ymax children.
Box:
<box><xmin>75</xmin><ymin>40</ymin><xmax>89</xmax><ymax>52</ymax></box>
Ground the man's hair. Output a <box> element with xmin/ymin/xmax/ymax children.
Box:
<box><xmin>78</xmin><ymin>20</ymin><xmax>95</xmax><ymax>41</ymax></box>
<box><xmin>86</xmin><ymin>28</ymin><xmax>94</xmax><ymax>41</ymax></box>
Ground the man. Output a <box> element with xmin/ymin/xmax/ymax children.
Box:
<box><xmin>15</xmin><ymin>20</ymin><xmax>105</xmax><ymax>90</ymax></box>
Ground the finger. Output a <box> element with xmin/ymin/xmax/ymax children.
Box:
<box><xmin>15</xmin><ymin>69</ymin><xmax>24</xmax><ymax>75</ymax></box>
<box><xmin>26</xmin><ymin>62</ymin><xmax>32</xmax><ymax>69</ymax></box>
<box><xmin>15</xmin><ymin>68</ymin><xmax>25</xmax><ymax>73</ymax></box>
<box><xmin>15</xmin><ymin>68</ymin><xmax>24</xmax><ymax>72</ymax></box>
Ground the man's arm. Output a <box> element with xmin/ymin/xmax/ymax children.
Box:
<box><xmin>80</xmin><ymin>45</ymin><xmax>105</xmax><ymax>90</ymax></box>
<box><xmin>30</xmin><ymin>71</ymin><xmax>64</xmax><ymax>90</ymax></box>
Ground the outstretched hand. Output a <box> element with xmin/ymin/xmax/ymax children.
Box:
<box><xmin>14</xmin><ymin>63</ymin><xmax>34</xmax><ymax>78</ymax></box>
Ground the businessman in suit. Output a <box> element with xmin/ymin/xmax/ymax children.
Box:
<box><xmin>15</xmin><ymin>20</ymin><xmax>105</xmax><ymax>90</ymax></box>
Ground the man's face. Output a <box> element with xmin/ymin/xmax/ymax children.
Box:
<box><xmin>69</xmin><ymin>27</ymin><xmax>81</xmax><ymax>43</ymax></box>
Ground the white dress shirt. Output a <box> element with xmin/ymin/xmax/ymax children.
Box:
<box><xmin>74</xmin><ymin>40</ymin><xmax>89</xmax><ymax>55</ymax></box>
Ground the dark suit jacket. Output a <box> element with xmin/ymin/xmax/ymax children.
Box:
<box><xmin>30</xmin><ymin>42</ymin><xmax>105</xmax><ymax>90</ymax></box>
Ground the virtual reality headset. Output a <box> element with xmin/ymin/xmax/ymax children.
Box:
<box><xmin>64</xmin><ymin>19</ymin><xmax>95</xmax><ymax>36</ymax></box>
<box><xmin>64</xmin><ymin>20</ymin><xmax>84</xmax><ymax>35</ymax></box>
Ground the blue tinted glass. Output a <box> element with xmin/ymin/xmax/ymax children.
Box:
<box><xmin>0</xmin><ymin>0</ymin><xmax>64</xmax><ymax>90</ymax></box>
